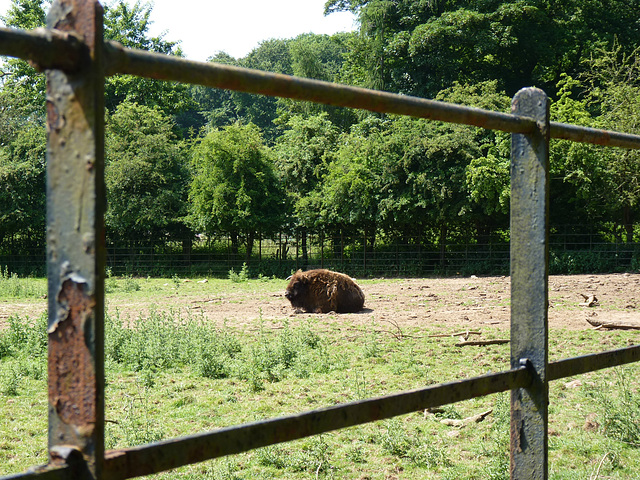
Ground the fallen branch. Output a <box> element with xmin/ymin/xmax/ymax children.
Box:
<box><xmin>440</xmin><ymin>409</ymin><xmax>493</xmax><ymax>427</ymax></box>
<box><xmin>456</xmin><ymin>339</ymin><xmax>509</xmax><ymax>347</ymax></box>
<box><xmin>428</xmin><ymin>330</ymin><xmax>482</xmax><ymax>339</ymax></box>
<box><xmin>380</xmin><ymin>318</ymin><xmax>413</xmax><ymax>339</ymax></box>
<box><xmin>579</xmin><ymin>294</ymin><xmax>599</xmax><ymax>307</ymax></box>
<box><xmin>586</xmin><ymin>317</ymin><xmax>640</xmax><ymax>330</ymax></box>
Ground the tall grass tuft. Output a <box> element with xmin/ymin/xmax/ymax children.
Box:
<box><xmin>586</xmin><ymin>367</ymin><xmax>640</xmax><ymax>447</ymax></box>
<box><xmin>102</xmin><ymin>308</ymin><xmax>331</xmax><ymax>389</ymax></box>
<box><xmin>0</xmin><ymin>266</ymin><xmax>46</xmax><ymax>298</ymax></box>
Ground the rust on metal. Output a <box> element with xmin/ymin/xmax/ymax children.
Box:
<box><xmin>45</xmin><ymin>1</ymin><xmax>106</xmax><ymax>478</ymax></box>
<box><xmin>48</xmin><ymin>0</ymin><xmax>99</xmax><ymax>53</ymax></box>
<box><xmin>48</xmin><ymin>277</ymin><xmax>96</xmax><ymax>431</ymax></box>
<box><xmin>550</xmin><ymin>122</ymin><xmax>640</xmax><ymax>149</ymax></box>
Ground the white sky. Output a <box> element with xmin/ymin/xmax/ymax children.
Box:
<box><xmin>0</xmin><ymin>0</ymin><xmax>357</xmax><ymax>61</ymax></box>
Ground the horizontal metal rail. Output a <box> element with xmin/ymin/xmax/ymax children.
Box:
<box><xmin>102</xmin><ymin>366</ymin><xmax>532</xmax><ymax>479</ymax></box>
<box><xmin>102</xmin><ymin>42</ymin><xmax>537</xmax><ymax>135</ymax></box>
<box><xmin>102</xmin><ymin>44</ymin><xmax>640</xmax><ymax>151</ymax></box>
<box><xmin>5</xmin><ymin>345</ymin><xmax>640</xmax><ymax>480</ymax></box>
<box><xmin>1</xmin><ymin>466</ymin><xmax>71</xmax><ymax>480</ymax></box>
<box><xmin>0</xmin><ymin>26</ymin><xmax>87</xmax><ymax>72</ymax></box>
<box><xmin>549</xmin><ymin>122</ymin><xmax>640</xmax><ymax>149</ymax></box>
<box><xmin>4</xmin><ymin>26</ymin><xmax>640</xmax><ymax>149</ymax></box>
<box><xmin>548</xmin><ymin>344</ymin><xmax>640</xmax><ymax>381</ymax></box>
<box><xmin>97</xmin><ymin>344</ymin><xmax>640</xmax><ymax>478</ymax></box>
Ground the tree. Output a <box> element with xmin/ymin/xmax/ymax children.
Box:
<box><xmin>317</xmin><ymin>116</ymin><xmax>389</xmax><ymax>250</ymax></box>
<box><xmin>183</xmin><ymin>52</ymin><xmax>241</xmax><ymax>135</ymax></box>
<box><xmin>375</xmin><ymin>82</ymin><xmax>510</xmax><ymax>253</ymax></box>
<box><xmin>103</xmin><ymin>1</ymin><xmax>194</xmax><ymax>118</ymax></box>
<box><xmin>0</xmin><ymin>0</ymin><xmax>49</xmax><ymax>117</ymax></box>
<box><xmin>188</xmin><ymin>123</ymin><xmax>286</xmax><ymax>260</ymax></box>
<box><xmin>231</xmin><ymin>39</ymin><xmax>293</xmax><ymax>143</ymax></box>
<box><xmin>582</xmin><ymin>46</ymin><xmax>640</xmax><ymax>243</ymax></box>
<box><xmin>105</xmin><ymin>101</ymin><xmax>190</xmax><ymax>244</ymax></box>
<box><xmin>0</xmin><ymin>120</ymin><xmax>46</xmax><ymax>250</ymax></box>
<box><xmin>547</xmin><ymin>74</ymin><xmax>605</xmax><ymax>232</ymax></box>
<box><xmin>279</xmin><ymin>33</ymin><xmax>356</xmax><ymax>130</ymax></box>
<box><xmin>328</xmin><ymin>0</ymin><xmax>640</xmax><ymax>98</ymax></box>
<box><xmin>273</xmin><ymin>113</ymin><xmax>339</xmax><ymax>264</ymax></box>
<box><xmin>0</xmin><ymin>1</ymin><xmax>49</xmax><ymax>252</ymax></box>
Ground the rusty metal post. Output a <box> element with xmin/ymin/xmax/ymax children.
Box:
<box><xmin>509</xmin><ymin>88</ymin><xmax>550</xmax><ymax>479</ymax></box>
<box><xmin>46</xmin><ymin>1</ymin><xmax>105</xmax><ymax>479</ymax></box>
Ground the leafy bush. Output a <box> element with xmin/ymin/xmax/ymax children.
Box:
<box><xmin>228</xmin><ymin>263</ymin><xmax>250</xmax><ymax>282</ymax></box>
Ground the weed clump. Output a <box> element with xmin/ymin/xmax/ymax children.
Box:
<box><xmin>228</xmin><ymin>263</ymin><xmax>250</xmax><ymax>282</ymax></box>
<box><xmin>102</xmin><ymin>308</ymin><xmax>331</xmax><ymax>391</ymax></box>
<box><xmin>0</xmin><ymin>266</ymin><xmax>46</xmax><ymax>298</ymax></box>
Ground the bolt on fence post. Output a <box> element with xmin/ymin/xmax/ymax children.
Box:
<box><xmin>509</xmin><ymin>88</ymin><xmax>550</xmax><ymax>480</ymax></box>
<box><xmin>46</xmin><ymin>1</ymin><xmax>105</xmax><ymax>478</ymax></box>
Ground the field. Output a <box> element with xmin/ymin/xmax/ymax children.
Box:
<box><xmin>1</xmin><ymin>272</ymin><xmax>639</xmax><ymax>479</ymax></box>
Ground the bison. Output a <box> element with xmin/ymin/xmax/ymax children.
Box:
<box><xmin>284</xmin><ymin>269</ymin><xmax>365</xmax><ymax>313</ymax></box>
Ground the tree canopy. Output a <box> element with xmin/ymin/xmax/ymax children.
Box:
<box><xmin>1</xmin><ymin>0</ymin><xmax>639</xmax><ymax>267</ymax></box>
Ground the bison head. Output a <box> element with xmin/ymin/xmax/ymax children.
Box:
<box><xmin>284</xmin><ymin>271</ymin><xmax>308</xmax><ymax>307</ymax></box>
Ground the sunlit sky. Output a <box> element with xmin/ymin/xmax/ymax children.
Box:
<box><xmin>0</xmin><ymin>0</ymin><xmax>356</xmax><ymax>61</ymax></box>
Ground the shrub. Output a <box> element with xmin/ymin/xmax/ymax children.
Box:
<box><xmin>228</xmin><ymin>263</ymin><xmax>250</xmax><ymax>282</ymax></box>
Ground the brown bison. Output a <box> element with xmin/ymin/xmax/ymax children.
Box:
<box><xmin>284</xmin><ymin>269</ymin><xmax>365</xmax><ymax>313</ymax></box>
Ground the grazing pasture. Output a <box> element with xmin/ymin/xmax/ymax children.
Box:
<box><xmin>1</xmin><ymin>273</ymin><xmax>639</xmax><ymax>478</ymax></box>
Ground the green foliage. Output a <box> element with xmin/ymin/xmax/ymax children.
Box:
<box><xmin>0</xmin><ymin>362</ymin><xmax>21</xmax><ymax>396</ymax></box>
<box><xmin>103</xmin><ymin>1</ymin><xmax>193</xmax><ymax>116</ymax></box>
<box><xmin>189</xmin><ymin>123</ymin><xmax>286</xmax><ymax>257</ymax></box>
<box><xmin>585</xmin><ymin>368</ymin><xmax>640</xmax><ymax>447</ymax></box>
<box><xmin>106</xmin><ymin>384</ymin><xmax>166</xmax><ymax>448</ymax></box>
<box><xmin>228</xmin><ymin>263</ymin><xmax>249</xmax><ymax>283</ymax></box>
<box><xmin>0</xmin><ymin>111</ymin><xmax>47</xmax><ymax>250</ymax></box>
<box><xmin>0</xmin><ymin>267</ymin><xmax>45</xmax><ymax>298</ymax></box>
<box><xmin>11</xmin><ymin>312</ymin><xmax>47</xmax><ymax>355</ymax></box>
<box><xmin>105</xmin><ymin>101</ymin><xmax>190</xmax><ymax>242</ymax></box>
<box><xmin>102</xmin><ymin>307</ymin><xmax>330</xmax><ymax>392</ymax></box>
<box><xmin>330</xmin><ymin>0</ymin><xmax>640</xmax><ymax>98</ymax></box>
<box><xmin>1</xmin><ymin>0</ymin><xmax>48</xmax><ymax>29</ymax></box>
<box><xmin>121</xmin><ymin>275</ymin><xmax>141</xmax><ymax>293</ymax></box>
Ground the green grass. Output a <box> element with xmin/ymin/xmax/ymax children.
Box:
<box><xmin>0</xmin><ymin>266</ymin><xmax>47</xmax><ymax>299</ymax></box>
<box><xmin>1</xmin><ymin>277</ymin><xmax>640</xmax><ymax>479</ymax></box>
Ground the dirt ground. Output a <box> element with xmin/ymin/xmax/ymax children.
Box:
<box><xmin>193</xmin><ymin>273</ymin><xmax>640</xmax><ymax>332</ymax></box>
<box><xmin>2</xmin><ymin>273</ymin><xmax>639</xmax><ymax>332</ymax></box>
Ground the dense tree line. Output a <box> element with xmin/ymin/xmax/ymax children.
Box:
<box><xmin>1</xmin><ymin>0</ymin><xmax>639</xmax><ymax>267</ymax></box>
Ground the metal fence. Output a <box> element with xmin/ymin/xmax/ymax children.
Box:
<box><xmin>2</xmin><ymin>230</ymin><xmax>638</xmax><ymax>278</ymax></box>
<box><xmin>1</xmin><ymin>1</ymin><xmax>640</xmax><ymax>479</ymax></box>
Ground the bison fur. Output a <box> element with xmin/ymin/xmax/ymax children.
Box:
<box><xmin>284</xmin><ymin>269</ymin><xmax>365</xmax><ymax>313</ymax></box>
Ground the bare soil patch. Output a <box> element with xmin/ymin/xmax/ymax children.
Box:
<box><xmin>2</xmin><ymin>273</ymin><xmax>638</xmax><ymax>332</ymax></box>
<box><xmin>201</xmin><ymin>273</ymin><xmax>638</xmax><ymax>332</ymax></box>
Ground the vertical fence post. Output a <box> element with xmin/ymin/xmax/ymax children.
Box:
<box><xmin>509</xmin><ymin>88</ymin><xmax>550</xmax><ymax>479</ymax></box>
<box><xmin>46</xmin><ymin>0</ymin><xmax>105</xmax><ymax>478</ymax></box>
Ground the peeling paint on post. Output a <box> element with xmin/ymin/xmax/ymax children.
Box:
<box><xmin>509</xmin><ymin>88</ymin><xmax>550</xmax><ymax>480</ymax></box>
<box><xmin>46</xmin><ymin>1</ymin><xmax>105</xmax><ymax>479</ymax></box>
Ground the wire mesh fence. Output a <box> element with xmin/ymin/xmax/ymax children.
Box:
<box><xmin>1</xmin><ymin>230</ymin><xmax>637</xmax><ymax>278</ymax></box>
